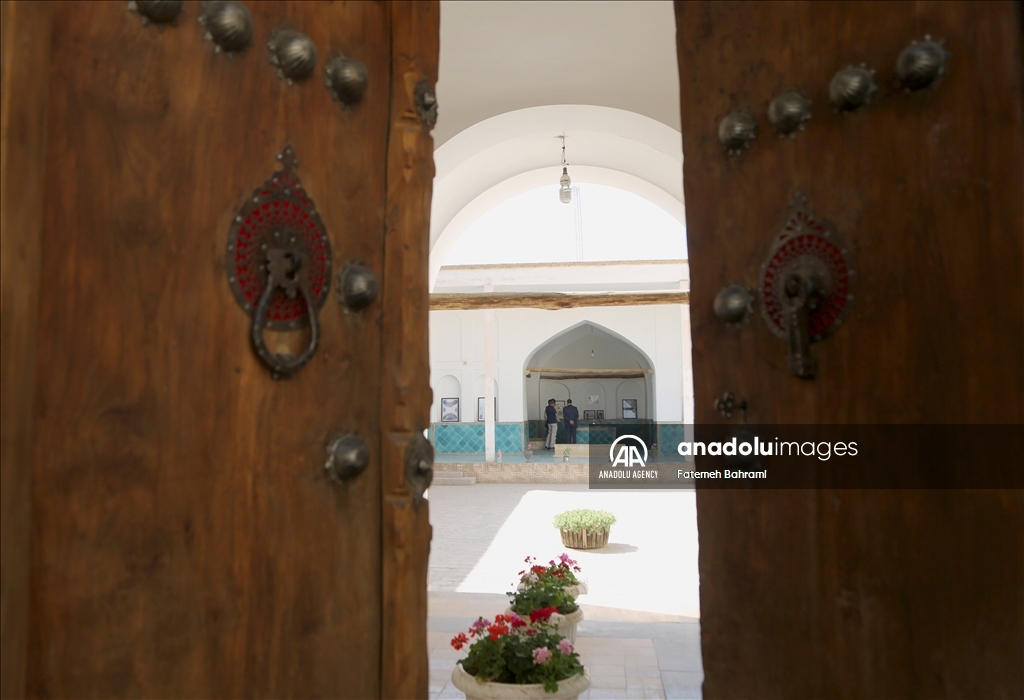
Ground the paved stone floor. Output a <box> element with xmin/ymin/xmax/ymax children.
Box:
<box><xmin>426</xmin><ymin>484</ymin><xmax>703</xmax><ymax>699</ymax></box>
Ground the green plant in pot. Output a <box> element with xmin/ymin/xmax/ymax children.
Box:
<box><xmin>516</xmin><ymin>554</ymin><xmax>586</xmax><ymax>598</ymax></box>
<box><xmin>553</xmin><ymin>509</ymin><xmax>616</xmax><ymax>550</ymax></box>
<box><xmin>449</xmin><ymin>610</ymin><xmax>590</xmax><ymax>699</ymax></box>
<box><xmin>507</xmin><ymin>562</ymin><xmax>583</xmax><ymax>643</ymax></box>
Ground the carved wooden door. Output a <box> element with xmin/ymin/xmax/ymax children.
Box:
<box><xmin>1</xmin><ymin>1</ymin><xmax>437</xmax><ymax>697</ymax></box>
<box><xmin>675</xmin><ymin>2</ymin><xmax>1022</xmax><ymax>698</ymax></box>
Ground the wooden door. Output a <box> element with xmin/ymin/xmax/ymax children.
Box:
<box><xmin>1</xmin><ymin>1</ymin><xmax>437</xmax><ymax>697</ymax></box>
<box><xmin>675</xmin><ymin>2</ymin><xmax>1022</xmax><ymax>698</ymax></box>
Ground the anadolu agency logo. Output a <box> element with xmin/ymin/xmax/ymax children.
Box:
<box><xmin>608</xmin><ymin>435</ymin><xmax>648</xmax><ymax>468</ymax></box>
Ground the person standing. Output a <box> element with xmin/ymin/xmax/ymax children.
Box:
<box><xmin>563</xmin><ymin>399</ymin><xmax>579</xmax><ymax>444</ymax></box>
<box><xmin>545</xmin><ymin>398</ymin><xmax>558</xmax><ymax>449</ymax></box>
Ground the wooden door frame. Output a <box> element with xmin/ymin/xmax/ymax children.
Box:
<box><xmin>0</xmin><ymin>3</ymin><xmax>53</xmax><ymax>698</ymax></box>
<box><xmin>379</xmin><ymin>2</ymin><xmax>438</xmax><ymax>697</ymax></box>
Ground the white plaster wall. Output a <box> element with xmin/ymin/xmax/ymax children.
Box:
<box><xmin>429</xmin><ymin>305</ymin><xmax>691</xmax><ymax>424</ymax></box>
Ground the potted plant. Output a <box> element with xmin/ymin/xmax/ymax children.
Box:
<box><xmin>450</xmin><ymin>610</ymin><xmax>590</xmax><ymax>699</ymax></box>
<box><xmin>561</xmin><ymin>446</ymin><xmax>571</xmax><ymax>462</ymax></box>
<box><xmin>524</xmin><ymin>448</ymin><xmax>533</xmax><ymax>462</ymax></box>
<box><xmin>553</xmin><ymin>509</ymin><xmax>616</xmax><ymax>550</ymax></box>
<box><xmin>507</xmin><ymin>570</ymin><xmax>584</xmax><ymax>642</ymax></box>
<box><xmin>516</xmin><ymin>554</ymin><xmax>588</xmax><ymax>598</ymax></box>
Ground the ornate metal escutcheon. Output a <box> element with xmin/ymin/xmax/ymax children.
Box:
<box><xmin>759</xmin><ymin>193</ymin><xmax>856</xmax><ymax>379</ymax></box>
<box><xmin>226</xmin><ymin>145</ymin><xmax>331</xmax><ymax>377</ymax></box>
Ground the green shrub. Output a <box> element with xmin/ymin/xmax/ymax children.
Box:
<box><xmin>553</xmin><ymin>509</ymin><xmax>616</xmax><ymax>535</ymax></box>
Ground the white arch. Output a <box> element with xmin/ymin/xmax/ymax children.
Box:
<box><xmin>430</xmin><ymin>105</ymin><xmax>684</xmax><ymax>289</ymax></box>
<box><xmin>521</xmin><ymin>320</ymin><xmax>657</xmax><ymax>421</ymax></box>
<box><xmin>524</xmin><ymin>319</ymin><xmax>656</xmax><ymax>371</ymax></box>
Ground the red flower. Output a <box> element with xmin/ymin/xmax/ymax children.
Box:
<box><xmin>531</xmin><ymin>565</ymin><xmax>546</xmax><ymax>574</ymax></box>
<box><xmin>509</xmin><ymin>614</ymin><xmax>527</xmax><ymax>628</ymax></box>
<box><xmin>529</xmin><ymin>606</ymin><xmax>559</xmax><ymax>623</ymax></box>
<box><xmin>525</xmin><ymin>628</ymin><xmax>538</xmax><ymax>636</ymax></box>
<box><xmin>451</xmin><ymin>633</ymin><xmax>468</xmax><ymax>650</ymax></box>
<box><xmin>487</xmin><ymin>621</ymin><xmax>510</xmax><ymax>641</ymax></box>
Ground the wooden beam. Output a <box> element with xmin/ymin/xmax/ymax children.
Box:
<box><xmin>541</xmin><ymin>373</ymin><xmax>647</xmax><ymax>380</ymax></box>
<box><xmin>526</xmin><ymin>367</ymin><xmax>653</xmax><ymax>375</ymax></box>
<box><xmin>430</xmin><ymin>291</ymin><xmax>690</xmax><ymax>310</ymax></box>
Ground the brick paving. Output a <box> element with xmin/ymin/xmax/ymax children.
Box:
<box><xmin>426</xmin><ymin>484</ymin><xmax>703</xmax><ymax>699</ymax></box>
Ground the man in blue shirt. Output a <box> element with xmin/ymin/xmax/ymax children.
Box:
<box><xmin>563</xmin><ymin>399</ymin><xmax>579</xmax><ymax>444</ymax></box>
<box><xmin>545</xmin><ymin>398</ymin><xmax>558</xmax><ymax>449</ymax></box>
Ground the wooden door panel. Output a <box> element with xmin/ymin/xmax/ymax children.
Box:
<box><xmin>675</xmin><ymin>2</ymin><xmax>1023</xmax><ymax>698</ymax></box>
<box><xmin>24</xmin><ymin>2</ymin><xmax>423</xmax><ymax>697</ymax></box>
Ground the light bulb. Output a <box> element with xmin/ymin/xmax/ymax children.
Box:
<box><xmin>559</xmin><ymin>167</ymin><xmax>572</xmax><ymax>204</ymax></box>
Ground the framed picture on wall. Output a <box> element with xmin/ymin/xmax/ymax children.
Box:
<box><xmin>596</xmin><ymin>410</ymin><xmax>604</xmax><ymax>420</ymax></box>
<box><xmin>441</xmin><ymin>398</ymin><xmax>460</xmax><ymax>422</ymax></box>
<box><xmin>583</xmin><ymin>410</ymin><xmax>596</xmax><ymax>421</ymax></box>
<box><xmin>555</xmin><ymin>400</ymin><xmax>565</xmax><ymax>420</ymax></box>
<box><xmin>622</xmin><ymin>399</ymin><xmax>638</xmax><ymax>419</ymax></box>
<box><xmin>477</xmin><ymin>397</ymin><xmax>497</xmax><ymax>422</ymax></box>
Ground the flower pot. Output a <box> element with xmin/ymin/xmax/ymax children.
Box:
<box><xmin>559</xmin><ymin>528</ymin><xmax>610</xmax><ymax>550</ymax></box>
<box><xmin>562</xmin><ymin>456</ymin><xmax>569</xmax><ymax>462</ymax></box>
<box><xmin>506</xmin><ymin>607</ymin><xmax>584</xmax><ymax>643</ymax></box>
<box><xmin>451</xmin><ymin>662</ymin><xmax>591</xmax><ymax>700</ymax></box>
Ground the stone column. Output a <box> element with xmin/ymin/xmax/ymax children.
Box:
<box><xmin>484</xmin><ymin>284</ymin><xmax>496</xmax><ymax>461</ymax></box>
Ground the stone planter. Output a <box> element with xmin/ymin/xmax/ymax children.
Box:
<box><xmin>507</xmin><ymin>606</ymin><xmax>584</xmax><ymax>643</ymax></box>
<box><xmin>451</xmin><ymin>663</ymin><xmax>591</xmax><ymax>700</ymax></box>
<box><xmin>559</xmin><ymin>528</ymin><xmax>610</xmax><ymax>550</ymax></box>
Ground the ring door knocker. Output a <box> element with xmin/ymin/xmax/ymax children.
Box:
<box><xmin>226</xmin><ymin>144</ymin><xmax>331</xmax><ymax>378</ymax></box>
<box><xmin>759</xmin><ymin>193</ymin><xmax>856</xmax><ymax>379</ymax></box>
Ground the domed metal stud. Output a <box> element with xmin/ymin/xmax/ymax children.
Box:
<box><xmin>829</xmin><ymin>64</ymin><xmax>878</xmax><ymax>112</ymax></box>
<box><xmin>339</xmin><ymin>263</ymin><xmax>378</xmax><ymax>311</ymax></box>
<box><xmin>718</xmin><ymin>110</ymin><xmax>758</xmax><ymax>154</ymax></box>
<box><xmin>268</xmin><ymin>28</ymin><xmax>317</xmax><ymax>84</ymax></box>
<box><xmin>714</xmin><ymin>283</ymin><xmax>755</xmax><ymax>326</ymax></box>
<box><xmin>128</xmin><ymin>0</ymin><xmax>184</xmax><ymax>27</ymax></box>
<box><xmin>897</xmin><ymin>35</ymin><xmax>950</xmax><ymax>91</ymax></box>
<box><xmin>325</xmin><ymin>53</ymin><xmax>369</xmax><ymax>107</ymax></box>
<box><xmin>198</xmin><ymin>1</ymin><xmax>253</xmax><ymax>54</ymax></box>
<box><xmin>768</xmin><ymin>90</ymin><xmax>812</xmax><ymax>137</ymax></box>
<box><xmin>325</xmin><ymin>432</ymin><xmax>370</xmax><ymax>482</ymax></box>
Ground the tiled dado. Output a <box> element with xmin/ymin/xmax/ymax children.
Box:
<box><xmin>440</xmin><ymin>462</ymin><xmax>588</xmax><ymax>484</ymax></box>
<box><xmin>430</xmin><ymin>422</ymin><xmax>524</xmax><ymax>454</ymax></box>
<box><xmin>431</xmin><ymin>422</ymin><xmax>690</xmax><ymax>455</ymax></box>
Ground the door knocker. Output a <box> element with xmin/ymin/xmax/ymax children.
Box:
<box><xmin>226</xmin><ymin>144</ymin><xmax>332</xmax><ymax>378</ymax></box>
<box><xmin>759</xmin><ymin>192</ymin><xmax>855</xmax><ymax>379</ymax></box>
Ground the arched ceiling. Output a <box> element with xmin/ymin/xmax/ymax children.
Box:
<box><xmin>525</xmin><ymin>321</ymin><xmax>654</xmax><ymax>371</ymax></box>
<box><xmin>436</xmin><ymin>1</ymin><xmax>680</xmax><ymax>147</ymax></box>
<box><xmin>431</xmin><ymin>1</ymin><xmax>683</xmax><ymax>289</ymax></box>
<box><xmin>429</xmin><ymin>105</ymin><xmax>684</xmax><ymax>288</ymax></box>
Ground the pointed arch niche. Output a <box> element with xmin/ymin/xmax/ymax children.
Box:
<box><xmin>522</xmin><ymin>322</ymin><xmax>654</xmax><ymax>423</ymax></box>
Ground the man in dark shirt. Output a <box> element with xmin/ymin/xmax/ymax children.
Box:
<box><xmin>544</xmin><ymin>398</ymin><xmax>558</xmax><ymax>449</ymax></box>
<box><xmin>563</xmin><ymin>399</ymin><xmax>580</xmax><ymax>444</ymax></box>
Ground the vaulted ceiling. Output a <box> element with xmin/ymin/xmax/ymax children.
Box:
<box><xmin>435</xmin><ymin>1</ymin><xmax>680</xmax><ymax>147</ymax></box>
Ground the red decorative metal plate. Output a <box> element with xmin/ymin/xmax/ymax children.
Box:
<box><xmin>226</xmin><ymin>145</ymin><xmax>331</xmax><ymax>330</ymax></box>
<box><xmin>759</xmin><ymin>195</ymin><xmax>856</xmax><ymax>341</ymax></box>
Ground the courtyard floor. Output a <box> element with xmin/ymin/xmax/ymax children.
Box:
<box><xmin>426</xmin><ymin>483</ymin><xmax>703</xmax><ymax>700</ymax></box>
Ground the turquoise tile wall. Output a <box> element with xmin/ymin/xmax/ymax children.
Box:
<box><xmin>657</xmin><ymin>423</ymin><xmax>689</xmax><ymax>454</ymax></box>
<box><xmin>431</xmin><ymin>422</ymin><xmax>686</xmax><ymax>453</ymax></box>
<box><xmin>495</xmin><ymin>423</ymin><xmax>524</xmax><ymax>453</ymax></box>
<box><xmin>431</xmin><ymin>423</ymin><xmax>525</xmax><ymax>453</ymax></box>
<box><xmin>432</xmin><ymin>423</ymin><xmax>483</xmax><ymax>453</ymax></box>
